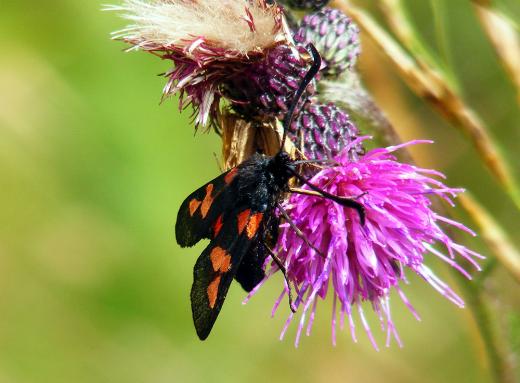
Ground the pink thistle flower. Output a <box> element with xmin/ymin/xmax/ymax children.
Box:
<box><xmin>106</xmin><ymin>0</ymin><xmax>291</xmax><ymax>126</ymax></box>
<box><xmin>245</xmin><ymin>138</ymin><xmax>483</xmax><ymax>348</ymax></box>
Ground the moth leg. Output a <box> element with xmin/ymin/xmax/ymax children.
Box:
<box><xmin>276</xmin><ymin>202</ymin><xmax>326</xmax><ymax>259</ymax></box>
<box><xmin>262</xmin><ymin>242</ymin><xmax>299</xmax><ymax>313</ymax></box>
<box><xmin>290</xmin><ymin>187</ymin><xmax>368</xmax><ymax>201</ymax></box>
<box><xmin>287</xmin><ymin>168</ymin><xmax>366</xmax><ymax>224</ymax></box>
<box><xmin>292</xmin><ymin>159</ymin><xmax>332</xmax><ymax>165</ymax></box>
<box><xmin>212</xmin><ymin>152</ymin><xmax>223</xmax><ymax>172</ymax></box>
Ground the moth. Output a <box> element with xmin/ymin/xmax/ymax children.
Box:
<box><xmin>175</xmin><ymin>45</ymin><xmax>365</xmax><ymax>340</ymax></box>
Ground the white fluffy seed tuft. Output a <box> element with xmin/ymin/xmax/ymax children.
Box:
<box><xmin>105</xmin><ymin>0</ymin><xmax>284</xmax><ymax>54</ymax></box>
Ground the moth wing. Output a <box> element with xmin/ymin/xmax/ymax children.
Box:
<box><xmin>233</xmin><ymin>239</ymin><xmax>268</xmax><ymax>292</ymax></box>
<box><xmin>234</xmin><ymin>214</ymin><xmax>280</xmax><ymax>292</ymax></box>
<box><xmin>191</xmin><ymin>208</ymin><xmax>265</xmax><ymax>340</ymax></box>
<box><xmin>175</xmin><ymin>167</ymin><xmax>239</xmax><ymax>248</ymax></box>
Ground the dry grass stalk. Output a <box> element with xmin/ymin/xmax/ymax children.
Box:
<box><xmin>320</xmin><ymin>72</ymin><xmax>415</xmax><ymax>163</ymax></box>
<box><xmin>472</xmin><ymin>1</ymin><xmax>520</xmax><ymax>104</ymax></box>
<box><xmin>332</xmin><ymin>0</ymin><xmax>520</xmax><ymax>210</ymax></box>
<box><xmin>379</xmin><ymin>0</ymin><xmax>435</xmax><ymax>73</ymax></box>
<box><xmin>459</xmin><ymin>193</ymin><xmax>520</xmax><ymax>284</ymax></box>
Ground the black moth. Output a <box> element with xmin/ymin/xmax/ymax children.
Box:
<box><xmin>175</xmin><ymin>45</ymin><xmax>365</xmax><ymax>340</ymax></box>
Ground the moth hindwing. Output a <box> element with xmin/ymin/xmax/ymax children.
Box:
<box><xmin>190</xmin><ymin>207</ymin><xmax>266</xmax><ymax>339</ymax></box>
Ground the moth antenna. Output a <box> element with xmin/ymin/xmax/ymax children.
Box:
<box><xmin>280</xmin><ymin>44</ymin><xmax>322</xmax><ymax>151</ymax></box>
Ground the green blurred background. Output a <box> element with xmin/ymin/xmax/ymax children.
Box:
<box><xmin>0</xmin><ymin>1</ymin><xmax>519</xmax><ymax>382</ymax></box>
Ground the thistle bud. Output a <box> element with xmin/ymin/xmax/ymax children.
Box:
<box><xmin>224</xmin><ymin>45</ymin><xmax>317</xmax><ymax>119</ymax></box>
<box><xmin>289</xmin><ymin>102</ymin><xmax>362</xmax><ymax>160</ymax></box>
<box><xmin>294</xmin><ymin>8</ymin><xmax>360</xmax><ymax>77</ymax></box>
<box><xmin>281</xmin><ymin>0</ymin><xmax>330</xmax><ymax>11</ymax></box>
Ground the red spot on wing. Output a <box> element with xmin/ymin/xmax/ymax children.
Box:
<box><xmin>189</xmin><ymin>199</ymin><xmax>201</xmax><ymax>216</ymax></box>
<box><xmin>207</xmin><ymin>275</ymin><xmax>221</xmax><ymax>309</ymax></box>
<box><xmin>246</xmin><ymin>213</ymin><xmax>264</xmax><ymax>239</ymax></box>
<box><xmin>200</xmin><ymin>183</ymin><xmax>214</xmax><ymax>218</ymax></box>
<box><xmin>224</xmin><ymin>168</ymin><xmax>238</xmax><ymax>184</ymax></box>
<box><xmin>207</xmin><ymin>247</ymin><xmax>232</xmax><ymax>309</ymax></box>
<box><xmin>237</xmin><ymin>209</ymin><xmax>251</xmax><ymax>235</ymax></box>
<box><xmin>213</xmin><ymin>214</ymin><xmax>224</xmax><ymax>238</ymax></box>
<box><xmin>209</xmin><ymin>246</ymin><xmax>232</xmax><ymax>272</ymax></box>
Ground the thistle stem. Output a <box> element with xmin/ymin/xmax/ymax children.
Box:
<box><xmin>458</xmin><ymin>193</ymin><xmax>520</xmax><ymax>284</ymax></box>
<box><xmin>454</xmin><ymin>275</ymin><xmax>517</xmax><ymax>383</ymax></box>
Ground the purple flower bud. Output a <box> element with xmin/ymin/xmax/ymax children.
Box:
<box><xmin>295</xmin><ymin>8</ymin><xmax>361</xmax><ymax>77</ymax></box>
<box><xmin>224</xmin><ymin>45</ymin><xmax>318</xmax><ymax>119</ymax></box>
<box><xmin>280</xmin><ymin>0</ymin><xmax>330</xmax><ymax>11</ymax></box>
<box><xmin>289</xmin><ymin>102</ymin><xmax>362</xmax><ymax>160</ymax></box>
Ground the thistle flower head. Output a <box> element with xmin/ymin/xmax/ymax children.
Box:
<box><xmin>107</xmin><ymin>0</ymin><xmax>290</xmax><ymax>126</ymax></box>
<box><xmin>247</xmin><ymin>139</ymin><xmax>483</xmax><ymax>348</ymax></box>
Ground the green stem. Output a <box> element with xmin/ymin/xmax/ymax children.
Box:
<box><xmin>454</xmin><ymin>275</ymin><xmax>517</xmax><ymax>383</ymax></box>
<box><xmin>431</xmin><ymin>0</ymin><xmax>452</xmax><ymax>70</ymax></box>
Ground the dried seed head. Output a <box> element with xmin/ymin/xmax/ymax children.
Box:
<box><xmin>107</xmin><ymin>0</ymin><xmax>291</xmax><ymax>126</ymax></box>
<box><xmin>108</xmin><ymin>0</ymin><xmax>286</xmax><ymax>56</ymax></box>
